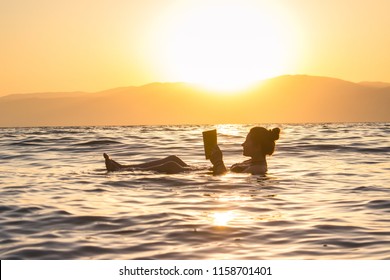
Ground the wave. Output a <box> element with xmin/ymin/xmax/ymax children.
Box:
<box><xmin>282</xmin><ymin>143</ymin><xmax>390</xmax><ymax>154</ymax></box>
<box><xmin>73</xmin><ymin>140</ymin><xmax>122</xmax><ymax>146</ymax></box>
<box><xmin>10</xmin><ymin>139</ymin><xmax>48</xmax><ymax>146</ymax></box>
<box><xmin>366</xmin><ymin>200</ymin><xmax>390</xmax><ymax>211</ymax></box>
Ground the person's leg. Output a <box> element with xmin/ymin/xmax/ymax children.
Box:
<box><xmin>104</xmin><ymin>154</ymin><xmax>189</xmax><ymax>172</ymax></box>
<box><xmin>144</xmin><ymin>161</ymin><xmax>188</xmax><ymax>174</ymax></box>
<box><xmin>132</xmin><ymin>155</ymin><xmax>188</xmax><ymax>168</ymax></box>
<box><xmin>104</xmin><ymin>153</ymin><xmax>123</xmax><ymax>171</ymax></box>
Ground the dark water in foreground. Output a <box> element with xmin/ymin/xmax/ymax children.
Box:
<box><xmin>0</xmin><ymin>123</ymin><xmax>389</xmax><ymax>259</ymax></box>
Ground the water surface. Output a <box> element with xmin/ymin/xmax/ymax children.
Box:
<box><xmin>0</xmin><ymin>123</ymin><xmax>389</xmax><ymax>259</ymax></box>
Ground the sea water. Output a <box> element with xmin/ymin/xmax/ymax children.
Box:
<box><xmin>0</xmin><ymin>123</ymin><xmax>389</xmax><ymax>259</ymax></box>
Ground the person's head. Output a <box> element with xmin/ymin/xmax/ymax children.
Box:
<box><xmin>242</xmin><ymin>127</ymin><xmax>280</xmax><ymax>157</ymax></box>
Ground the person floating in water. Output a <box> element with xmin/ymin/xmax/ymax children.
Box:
<box><xmin>103</xmin><ymin>126</ymin><xmax>280</xmax><ymax>175</ymax></box>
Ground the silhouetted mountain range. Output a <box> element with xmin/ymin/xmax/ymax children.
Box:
<box><xmin>358</xmin><ymin>81</ymin><xmax>390</xmax><ymax>88</ymax></box>
<box><xmin>1</xmin><ymin>75</ymin><xmax>389</xmax><ymax>126</ymax></box>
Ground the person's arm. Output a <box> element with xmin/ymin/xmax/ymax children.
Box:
<box><xmin>209</xmin><ymin>145</ymin><xmax>227</xmax><ymax>175</ymax></box>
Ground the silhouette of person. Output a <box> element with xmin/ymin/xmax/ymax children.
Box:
<box><xmin>103</xmin><ymin>126</ymin><xmax>280</xmax><ymax>175</ymax></box>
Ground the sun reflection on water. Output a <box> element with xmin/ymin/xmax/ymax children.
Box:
<box><xmin>217</xmin><ymin>195</ymin><xmax>251</xmax><ymax>202</ymax></box>
<box><xmin>211</xmin><ymin>211</ymin><xmax>236</xmax><ymax>226</ymax></box>
<box><xmin>215</xmin><ymin>124</ymin><xmax>245</xmax><ymax>136</ymax></box>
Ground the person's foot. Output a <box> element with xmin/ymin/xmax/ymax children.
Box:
<box><xmin>103</xmin><ymin>153</ymin><xmax>122</xmax><ymax>172</ymax></box>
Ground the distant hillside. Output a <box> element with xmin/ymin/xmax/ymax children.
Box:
<box><xmin>0</xmin><ymin>75</ymin><xmax>389</xmax><ymax>127</ymax></box>
<box><xmin>358</xmin><ymin>81</ymin><xmax>390</xmax><ymax>88</ymax></box>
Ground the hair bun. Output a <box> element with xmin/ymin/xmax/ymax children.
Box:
<box><xmin>270</xmin><ymin>127</ymin><xmax>280</xmax><ymax>141</ymax></box>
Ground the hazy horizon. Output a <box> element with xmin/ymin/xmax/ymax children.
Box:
<box><xmin>2</xmin><ymin>73</ymin><xmax>390</xmax><ymax>98</ymax></box>
<box><xmin>1</xmin><ymin>75</ymin><xmax>389</xmax><ymax>127</ymax></box>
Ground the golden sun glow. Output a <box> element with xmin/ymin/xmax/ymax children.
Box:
<box><xmin>212</xmin><ymin>211</ymin><xmax>236</xmax><ymax>226</ymax></box>
<box><xmin>150</xmin><ymin>1</ymin><xmax>301</xmax><ymax>92</ymax></box>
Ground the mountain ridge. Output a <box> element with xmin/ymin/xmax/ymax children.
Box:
<box><xmin>2</xmin><ymin>75</ymin><xmax>382</xmax><ymax>99</ymax></box>
<box><xmin>1</xmin><ymin>75</ymin><xmax>389</xmax><ymax>127</ymax></box>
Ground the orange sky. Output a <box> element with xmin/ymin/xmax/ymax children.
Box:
<box><xmin>1</xmin><ymin>0</ymin><xmax>389</xmax><ymax>96</ymax></box>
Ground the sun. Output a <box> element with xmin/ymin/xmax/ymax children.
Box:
<box><xmin>148</xmin><ymin>0</ymin><xmax>301</xmax><ymax>92</ymax></box>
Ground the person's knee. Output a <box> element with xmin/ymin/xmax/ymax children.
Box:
<box><xmin>166</xmin><ymin>155</ymin><xmax>180</xmax><ymax>162</ymax></box>
<box><xmin>164</xmin><ymin>161</ymin><xmax>182</xmax><ymax>173</ymax></box>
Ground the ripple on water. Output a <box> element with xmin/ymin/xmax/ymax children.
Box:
<box><xmin>366</xmin><ymin>200</ymin><xmax>390</xmax><ymax>211</ymax></box>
